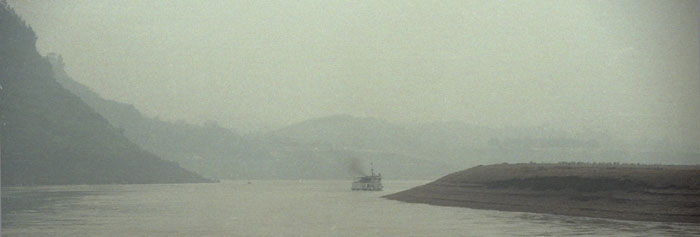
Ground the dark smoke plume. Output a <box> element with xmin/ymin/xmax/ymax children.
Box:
<box><xmin>345</xmin><ymin>157</ymin><xmax>367</xmax><ymax>177</ymax></box>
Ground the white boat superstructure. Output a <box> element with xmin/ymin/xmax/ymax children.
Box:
<box><xmin>351</xmin><ymin>165</ymin><xmax>383</xmax><ymax>191</ymax></box>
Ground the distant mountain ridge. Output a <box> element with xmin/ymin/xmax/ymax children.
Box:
<box><xmin>271</xmin><ymin>114</ymin><xmax>699</xmax><ymax>172</ymax></box>
<box><xmin>0</xmin><ymin>3</ymin><xmax>210</xmax><ymax>185</ymax></box>
<box><xmin>47</xmin><ymin>65</ymin><xmax>460</xmax><ymax>179</ymax></box>
<box><xmin>272</xmin><ymin>114</ymin><xmax>416</xmax><ymax>153</ymax></box>
<box><xmin>271</xmin><ymin>113</ymin><xmax>600</xmax><ymax>158</ymax></box>
<box><xmin>48</xmin><ymin>54</ymin><xmax>271</xmax><ymax>180</ymax></box>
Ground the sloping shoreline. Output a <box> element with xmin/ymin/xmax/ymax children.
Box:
<box><xmin>383</xmin><ymin>163</ymin><xmax>700</xmax><ymax>223</ymax></box>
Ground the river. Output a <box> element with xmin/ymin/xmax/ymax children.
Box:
<box><xmin>2</xmin><ymin>180</ymin><xmax>699</xmax><ymax>236</ymax></box>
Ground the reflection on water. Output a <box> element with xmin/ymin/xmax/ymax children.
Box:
<box><xmin>2</xmin><ymin>187</ymin><xmax>107</xmax><ymax>231</ymax></box>
<box><xmin>3</xmin><ymin>190</ymin><xmax>93</xmax><ymax>214</ymax></box>
<box><xmin>2</xmin><ymin>181</ymin><xmax>700</xmax><ymax>236</ymax></box>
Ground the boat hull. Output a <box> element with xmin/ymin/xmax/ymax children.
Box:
<box><xmin>351</xmin><ymin>181</ymin><xmax>383</xmax><ymax>191</ymax></box>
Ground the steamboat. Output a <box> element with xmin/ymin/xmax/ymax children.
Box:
<box><xmin>351</xmin><ymin>164</ymin><xmax>383</xmax><ymax>191</ymax></box>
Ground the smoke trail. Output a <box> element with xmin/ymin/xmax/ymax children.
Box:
<box><xmin>345</xmin><ymin>156</ymin><xmax>367</xmax><ymax>176</ymax></box>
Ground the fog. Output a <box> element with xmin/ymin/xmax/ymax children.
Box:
<box><xmin>8</xmin><ymin>0</ymin><xmax>697</xmax><ymax>141</ymax></box>
<box><xmin>3</xmin><ymin>1</ymin><xmax>700</xmax><ymax>234</ymax></box>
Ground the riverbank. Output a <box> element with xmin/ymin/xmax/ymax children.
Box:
<box><xmin>383</xmin><ymin>163</ymin><xmax>700</xmax><ymax>223</ymax></box>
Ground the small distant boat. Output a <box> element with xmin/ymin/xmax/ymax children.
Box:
<box><xmin>351</xmin><ymin>164</ymin><xmax>383</xmax><ymax>191</ymax></box>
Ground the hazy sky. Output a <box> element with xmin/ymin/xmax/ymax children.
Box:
<box><xmin>8</xmin><ymin>0</ymin><xmax>700</xmax><ymax>141</ymax></box>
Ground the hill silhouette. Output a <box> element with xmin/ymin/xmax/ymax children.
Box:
<box><xmin>0</xmin><ymin>2</ymin><xmax>211</xmax><ymax>185</ymax></box>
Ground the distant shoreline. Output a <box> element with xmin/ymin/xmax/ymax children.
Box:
<box><xmin>383</xmin><ymin>163</ymin><xmax>700</xmax><ymax>223</ymax></box>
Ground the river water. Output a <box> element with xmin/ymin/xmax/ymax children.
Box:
<box><xmin>2</xmin><ymin>180</ymin><xmax>699</xmax><ymax>236</ymax></box>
